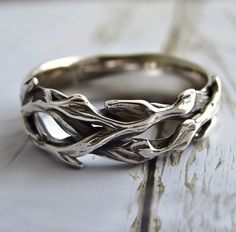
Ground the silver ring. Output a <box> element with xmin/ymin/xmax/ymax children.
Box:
<box><xmin>20</xmin><ymin>54</ymin><xmax>221</xmax><ymax>168</ymax></box>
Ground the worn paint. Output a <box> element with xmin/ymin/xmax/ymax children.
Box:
<box><xmin>0</xmin><ymin>1</ymin><xmax>236</xmax><ymax>231</ymax></box>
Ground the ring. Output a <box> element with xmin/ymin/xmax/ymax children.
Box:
<box><xmin>20</xmin><ymin>54</ymin><xmax>221</xmax><ymax>168</ymax></box>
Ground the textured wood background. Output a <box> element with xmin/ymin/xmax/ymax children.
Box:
<box><xmin>0</xmin><ymin>1</ymin><xmax>235</xmax><ymax>231</ymax></box>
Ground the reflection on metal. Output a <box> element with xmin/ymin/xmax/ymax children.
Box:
<box><xmin>20</xmin><ymin>54</ymin><xmax>221</xmax><ymax>168</ymax></box>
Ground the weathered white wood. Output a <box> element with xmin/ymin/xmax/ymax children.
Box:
<box><xmin>0</xmin><ymin>1</ymin><xmax>235</xmax><ymax>231</ymax></box>
<box><xmin>130</xmin><ymin>1</ymin><xmax>236</xmax><ymax>232</ymax></box>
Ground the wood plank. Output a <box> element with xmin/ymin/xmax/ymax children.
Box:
<box><xmin>0</xmin><ymin>1</ymin><xmax>235</xmax><ymax>231</ymax></box>
<box><xmin>130</xmin><ymin>1</ymin><xmax>236</xmax><ymax>231</ymax></box>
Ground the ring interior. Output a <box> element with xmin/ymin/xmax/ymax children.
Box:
<box><xmin>32</xmin><ymin>55</ymin><xmax>208</xmax><ymax>104</ymax></box>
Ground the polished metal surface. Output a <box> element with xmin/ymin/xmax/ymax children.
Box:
<box><xmin>20</xmin><ymin>54</ymin><xmax>221</xmax><ymax>168</ymax></box>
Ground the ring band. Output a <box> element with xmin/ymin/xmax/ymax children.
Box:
<box><xmin>20</xmin><ymin>54</ymin><xmax>221</xmax><ymax>168</ymax></box>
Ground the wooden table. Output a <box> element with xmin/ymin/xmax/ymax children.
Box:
<box><xmin>0</xmin><ymin>1</ymin><xmax>235</xmax><ymax>231</ymax></box>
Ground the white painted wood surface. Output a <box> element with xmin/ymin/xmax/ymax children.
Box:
<box><xmin>0</xmin><ymin>1</ymin><xmax>236</xmax><ymax>231</ymax></box>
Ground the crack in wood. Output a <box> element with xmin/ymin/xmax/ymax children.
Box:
<box><xmin>169</xmin><ymin>151</ymin><xmax>182</xmax><ymax>167</ymax></box>
<box><xmin>184</xmin><ymin>151</ymin><xmax>197</xmax><ymax>196</ymax></box>
<box><xmin>215</xmin><ymin>158</ymin><xmax>223</xmax><ymax>170</ymax></box>
<box><xmin>140</xmin><ymin>157</ymin><xmax>158</xmax><ymax>232</ymax></box>
<box><xmin>131</xmin><ymin>155</ymin><xmax>166</xmax><ymax>232</ymax></box>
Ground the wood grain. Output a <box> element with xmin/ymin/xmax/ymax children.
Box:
<box><xmin>131</xmin><ymin>1</ymin><xmax>236</xmax><ymax>231</ymax></box>
<box><xmin>0</xmin><ymin>1</ymin><xmax>235</xmax><ymax>231</ymax></box>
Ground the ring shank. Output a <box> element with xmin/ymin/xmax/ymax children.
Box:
<box><xmin>27</xmin><ymin>54</ymin><xmax>209</xmax><ymax>103</ymax></box>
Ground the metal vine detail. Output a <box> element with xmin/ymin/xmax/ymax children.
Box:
<box><xmin>21</xmin><ymin>76</ymin><xmax>221</xmax><ymax>168</ymax></box>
